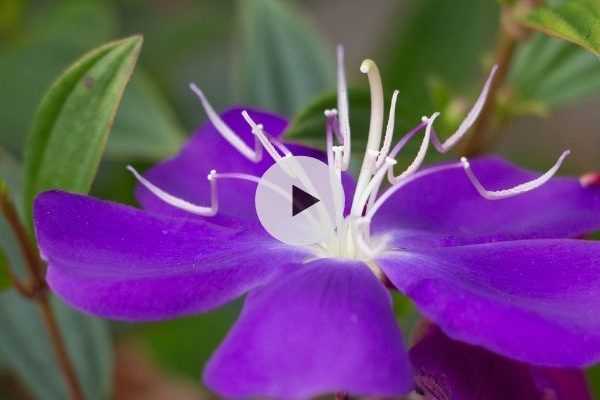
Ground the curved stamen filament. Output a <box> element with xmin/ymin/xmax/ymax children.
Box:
<box><xmin>429</xmin><ymin>65</ymin><xmax>498</xmax><ymax>153</ymax></box>
<box><xmin>351</xmin><ymin>59</ymin><xmax>385</xmax><ymax>215</ymax></box>
<box><xmin>461</xmin><ymin>150</ymin><xmax>571</xmax><ymax>200</ymax></box>
<box><xmin>388</xmin><ymin>113</ymin><xmax>437</xmax><ymax>184</ymax></box>
<box><xmin>128</xmin><ymin>166</ymin><xmax>218</xmax><ymax>216</ymax></box>
<box><xmin>190</xmin><ymin>83</ymin><xmax>262</xmax><ymax>163</ymax></box>
<box><xmin>337</xmin><ymin>46</ymin><xmax>351</xmax><ymax>170</ymax></box>
<box><xmin>376</xmin><ymin>90</ymin><xmax>399</xmax><ymax>168</ymax></box>
<box><xmin>241</xmin><ymin>110</ymin><xmax>286</xmax><ymax>163</ymax></box>
<box><xmin>351</xmin><ymin>149</ymin><xmax>380</xmax><ymax>216</ymax></box>
<box><xmin>356</xmin><ymin>157</ymin><xmax>397</xmax><ymax>214</ymax></box>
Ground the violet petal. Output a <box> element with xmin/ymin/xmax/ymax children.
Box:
<box><xmin>377</xmin><ymin>238</ymin><xmax>600</xmax><ymax>366</ymax></box>
<box><xmin>34</xmin><ymin>190</ymin><xmax>309</xmax><ymax>321</ymax></box>
<box><xmin>204</xmin><ymin>259</ymin><xmax>412</xmax><ymax>399</ymax></box>
<box><xmin>410</xmin><ymin>323</ymin><xmax>591</xmax><ymax>400</ymax></box>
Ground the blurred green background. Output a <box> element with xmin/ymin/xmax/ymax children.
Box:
<box><xmin>1</xmin><ymin>0</ymin><xmax>600</xmax><ymax>398</ymax></box>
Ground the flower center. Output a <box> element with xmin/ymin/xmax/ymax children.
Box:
<box><xmin>128</xmin><ymin>46</ymin><xmax>570</xmax><ymax>267</ymax></box>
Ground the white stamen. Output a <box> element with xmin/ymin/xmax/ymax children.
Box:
<box><xmin>460</xmin><ymin>150</ymin><xmax>570</xmax><ymax>200</ymax></box>
<box><xmin>351</xmin><ymin>149</ymin><xmax>380</xmax><ymax>216</ymax></box>
<box><xmin>351</xmin><ymin>59</ymin><xmax>385</xmax><ymax>215</ymax></box>
<box><xmin>430</xmin><ymin>65</ymin><xmax>498</xmax><ymax>153</ymax></box>
<box><xmin>241</xmin><ymin>110</ymin><xmax>285</xmax><ymax>163</ymax></box>
<box><xmin>337</xmin><ymin>46</ymin><xmax>351</xmax><ymax>170</ymax></box>
<box><xmin>356</xmin><ymin>157</ymin><xmax>397</xmax><ymax>214</ymax></box>
<box><xmin>376</xmin><ymin>90</ymin><xmax>399</xmax><ymax>167</ymax></box>
<box><xmin>215</xmin><ymin>172</ymin><xmax>290</xmax><ymax>201</ymax></box>
<box><xmin>127</xmin><ymin>165</ymin><xmax>218</xmax><ymax>216</ymax></box>
<box><xmin>388</xmin><ymin>112</ymin><xmax>437</xmax><ymax>184</ymax></box>
<box><xmin>189</xmin><ymin>83</ymin><xmax>262</xmax><ymax>162</ymax></box>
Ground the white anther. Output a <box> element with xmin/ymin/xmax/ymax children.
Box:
<box><xmin>324</xmin><ymin>109</ymin><xmax>338</xmax><ymax>117</ymax></box>
<box><xmin>461</xmin><ymin>150</ymin><xmax>570</xmax><ymax>200</ymax></box>
<box><xmin>241</xmin><ymin>110</ymin><xmax>285</xmax><ymax>163</ymax></box>
<box><xmin>430</xmin><ymin>65</ymin><xmax>498</xmax><ymax>153</ymax></box>
<box><xmin>189</xmin><ymin>83</ymin><xmax>262</xmax><ymax>162</ymax></box>
<box><xmin>337</xmin><ymin>45</ymin><xmax>351</xmax><ymax>170</ymax></box>
<box><xmin>127</xmin><ymin>165</ymin><xmax>218</xmax><ymax>216</ymax></box>
<box><xmin>388</xmin><ymin>112</ymin><xmax>437</xmax><ymax>184</ymax></box>
<box><xmin>376</xmin><ymin>90</ymin><xmax>399</xmax><ymax>168</ymax></box>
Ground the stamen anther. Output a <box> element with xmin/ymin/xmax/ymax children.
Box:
<box><xmin>461</xmin><ymin>150</ymin><xmax>570</xmax><ymax>200</ymax></box>
<box><xmin>388</xmin><ymin>112</ymin><xmax>438</xmax><ymax>184</ymax></box>
<box><xmin>241</xmin><ymin>110</ymin><xmax>285</xmax><ymax>162</ymax></box>
<box><xmin>189</xmin><ymin>83</ymin><xmax>262</xmax><ymax>162</ymax></box>
<box><xmin>127</xmin><ymin>165</ymin><xmax>218</xmax><ymax>216</ymax></box>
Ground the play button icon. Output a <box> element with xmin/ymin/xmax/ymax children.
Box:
<box><xmin>292</xmin><ymin>185</ymin><xmax>320</xmax><ymax>216</ymax></box>
<box><xmin>255</xmin><ymin>156</ymin><xmax>344</xmax><ymax>246</ymax></box>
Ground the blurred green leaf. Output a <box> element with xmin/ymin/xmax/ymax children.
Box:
<box><xmin>0</xmin><ymin>293</ymin><xmax>113</xmax><ymax>400</ymax></box>
<box><xmin>286</xmin><ymin>89</ymin><xmax>370</xmax><ymax>151</ymax></box>
<box><xmin>109</xmin><ymin>70</ymin><xmax>185</xmax><ymax>161</ymax></box>
<box><xmin>509</xmin><ymin>33</ymin><xmax>600</xmax><ymax>108</ymax></box>
<box><xmin>521</xmin><ymin>0</ymin><xmax>600</xmax><ymax>55</ymax></box>
<box><xmin>135</xmin><ymin>303</ymin><xmax>240</xmax><ymax>379</ymax></box>
<box><xmin>384</xmin><ymin>0</ymin><xmax>499</xmax><ymax>129</ymax></box>
<box><xmin>236</xmin><ymin>0</ymin><xmax>334</xmax><ymax>116</ymax></box>
<box><xmin>23</xmin><ymin>35</ymin><xmax>143</xmax><ymax>223</ymax></box>
<box><xmin>0</xmin><ymin>1</ymin><xmax>118</xmax><ymax>155</ymax></box>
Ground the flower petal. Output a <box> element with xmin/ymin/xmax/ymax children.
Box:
<box><xmin>377</xmin><ymin>239</ymin><xmax>600</xmax><ymax>366</ymax></box>
<box><xmin>204</xmin><ymin>259</ymin><xmax>412</xmax><ymax>399</ymax></box>
<box><xmin>136</xmin><ymin>107</ymin><xmax>351</xmax><ymax>223</ymax></box>
<box><xmin>372</xmin><ymin>157</ymin><xmax>600</xmax><ymax>245</ymax></box>
<box><xmin>34</xmin><ymin>190</ymin><xmax>310</xmax><ymax>321</ymax></box>
<box><xmin>410</xmin><ymin>323</ymin><xmax>591</xmax><ymax>400</ymax></box>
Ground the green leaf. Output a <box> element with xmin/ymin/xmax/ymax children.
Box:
<box><xmin>108</xmin><ymin>70</ymin><xmax>185</xmax><ymax>161</ymax></box>
<box><xmin>23</xmin><ymin>35</ymin><xmax>143</xmax><ymax>223</ymax></box>
<box><xmin>236</xmin><ymin>0</ymin><xmax>334</xmax><ymax>116</ymax></box>
<box><xmin>0</xmin><ymin>293</ymin><xmax>113</xmax><ymax>400</ymax></box>
<box><xmin>509</xmin><ymin>33</ymin><xmax>600</xmax><ymax>108</ymax></box>
<box><xmin>521</xmin><ymin>0</ymin><xmax>600</xmax><ymax>55</ymax></box>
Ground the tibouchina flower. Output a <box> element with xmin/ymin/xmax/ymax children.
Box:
<box><xmin>34</xmin><ymin>48</ymin><xmax>600</xmax><ymax>399</ymax></box>
<box><xmin>410</xmin><ymin>323</ymin><xmax>592</xmax><ymax>400</ymax></box>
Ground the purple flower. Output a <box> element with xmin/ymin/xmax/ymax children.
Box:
<box><xmin>410</xmin><ymin>322</ymin><xmax>592</xmax><ymax>400</ymax></box>
<box><xmin>33</xmin><ymin>48</ymin><xmax>600</xmax><ymax>399</ymax></box>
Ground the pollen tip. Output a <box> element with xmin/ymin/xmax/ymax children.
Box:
<box><xmin>460</xmin><ymin>156</ymin><xmax>470</xmax><ymax>168</ymax></box>
<box><xmin>421</xmin><ymin>115</ymin><xmax>428</xmax><ymax>122</ymax></box>
<box><xmin>385</xmin><ymin>157</ymin><xmax>397</xmax><ymax>165</ymax></box>
<box><xmin>208</xmin><ymin>169</ymin><xmax>217</xmax><ymax>180</ymax></box>
<box><xmin>360</xmin><ymin>59</ymin><xmax>374</xmax><ymax>74</ymax></box>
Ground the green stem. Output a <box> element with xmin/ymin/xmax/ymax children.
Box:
<box><xmin>0</xmin><ymin>190</ymin><xmax>84</xmax><ymax>400</ymax></box>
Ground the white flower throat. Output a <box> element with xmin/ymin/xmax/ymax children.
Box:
<box><xmin>129</xmin><ymin>46</ymin><xmax>570</xmax><ymax>261</ymax></box>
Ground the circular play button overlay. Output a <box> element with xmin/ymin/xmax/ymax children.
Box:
<box><xmin>255</xmin><ymin>156</ymin><xmax>344</xmax><ymax>246</ymax></box>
